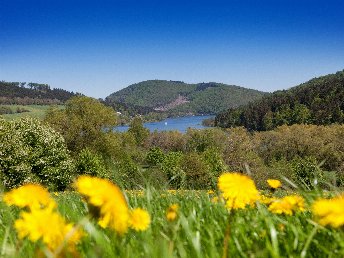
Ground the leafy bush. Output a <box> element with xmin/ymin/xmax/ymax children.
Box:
<box><xmin>146</xmin><ymin>147</ymin><xmax>165</xmax><ymax>166</ymax></box>
<box><xmin>128</xmin><ymin>117</ymin><xmax>149</xmax><ymax>146</ymax></box>
<box><xmin>44</xmin><ymin>96</ymin><xmax>117</xmax><ymax>153</ymax></box>
<box><xmin>160</xmin><ymin>151</ymin><xmax>185</xmax><ymax>189</ymax></box>
<box><xmin>75</xmin><ymin>148</ymin><xmax>108</xmax><ymax>178</ymax></box>
<box><xmin>202</xmin><ymin>148</ymin><xmax>226</xmax><ymax>187</ymax></box>
<box><xmin>0</xmin><ymin>118</ymin><xmax>74</xmax><ymax>190</ymax></box>
<box><xmin>185</xmin><ymin>128</ymin><xmax>228</xmax><ymax>153</ymax></box>
<box><xmin>144</xmin><ymin>130</ymin><xmax>186</xmax><ymax>152</ymax></box>
<box><xmin>292</xmin><ymin>157</ymin><xmax>322</xmax><ymax>189</ymax></box>
<box><xmin>254</xmin><ymin>124</ymin><xmax>344</xmax><ymax>171</ymax></box>
<box><xmin>181</xmin><ymin>152</ymin><xmax>211</xmax><ymax>189</ymax></box>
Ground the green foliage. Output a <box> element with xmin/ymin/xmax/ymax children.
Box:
<box><xmin>75</xmin><ymin>148</ymin><xmax>108</xmax><ymax>178</ymax></box>
<box><xmin>146</xmin><ymin>147</ymin><xmax>165</xmax><ymax>166</ymax></box>
<box><xmin>0</xmin><ymin>80</ymin><xmax>79</xmax><ymax>105</ymax></box>
<box><xmin>216</xmin><ymin>70</ymin><xmax>344</xmax><ymax>130</ymax></box>
<box><xmin>144</xmin><ymin>130</ymin><xmax>186</xmax><ymax>152</ymax></box>
<box><xmin>292</xmin><ymin>157</ymin><xmax>322</xmax><ymax>189</ymax></box>
<box><xmin>181</xmin><ymin>152</ymin><xmax>211</xmax><ymax>189</ymax></box>
<box><xmin>44</xmin><ymin>96</ymin><xmax>117</xmax><ymax>153</ymax></box>
<box><xmin>0</xmin><ymin>117</ymin><xmax>74</xmax><ymax>190</ymax></box>
<box><xmin>128</xmin><ymin>116</ymin><xmax>150</xmax><ymax>146</ymax></box>
<box><xmin>185</xmin><ymin>128</ymin><xmax>227</xmax><ymax>153</ymax></box>
<box><xmin>115</xmin><ymin>156</ymin><xmax>142</xmax><ymax>189</ymax></box>
<box><xmin>254</xmin><ymin>124</ymin><xmax>344</xmax><ymax>172</ymax></box>
<box><xmin>106</xmin><ymin>80</ymin><xmax>267</xmax><ymax>116</ymax></box>
<box><xmin>203</xmin><ymin>148</ymin><xmax>226</xmax><ymax>180</ymax></box>
<box><xmin>160</xmin><ymin>151</ymin><xmax>185</xmax><ymax>189</ymax></box>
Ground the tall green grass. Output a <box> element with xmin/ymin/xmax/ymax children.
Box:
<box><xmin>0</xmin><ymin>188</ymin><xmax>343</xmax><ymax>257</ymax></box>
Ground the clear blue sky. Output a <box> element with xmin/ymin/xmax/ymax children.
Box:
<box><xmin>1</xmin><ymin>0</ymin><xmax>344</xmax><ymax>98</ymax></box>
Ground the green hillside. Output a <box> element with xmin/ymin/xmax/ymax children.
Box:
<box><xmin>215</xmin><ymin>70</ymin><xmax>344</xmax><ymax>130</ymax></box>
<box><xmin>0</xmin><ymin>81</ymin><xmax>80</xmax><ymax>105</ymax></box>
<box><xmin>106</xmin><ymin>80</ymin><xmax>267</xmax><ymax>115</ymax></box>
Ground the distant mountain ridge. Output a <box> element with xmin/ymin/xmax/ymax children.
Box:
<box><xmin>215</xmin><ymin>70</ymin><xmax>344</xmax><ymax>130</ymax></box>
<box><xmin>0</xmin><ymin>81</ymin><xmax>80</xmax><ymax>105</ymax></box>
<box><xmin>105</xmin><ymin>80</ymin><xmax>267</xmax><ymax>116</ymax></box>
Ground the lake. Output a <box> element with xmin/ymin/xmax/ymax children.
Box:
<box><xmin>115</xmin><ymin>115</ymin><xmax>214</xmax><ymax>133</ymax></box>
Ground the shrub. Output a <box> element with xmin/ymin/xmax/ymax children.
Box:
<box><xmin>202</xmin><ymin>148</ymin><xmax>226</xmax><ymax>187</ymax></box>
<box><xmin>292</xmin><ymin>157</ymin><xmax>322</xmax><ymax>189</ymax></box>
<box><xmin>181</xmin><ymin>152</ymin><xmax>211</xmax><ymax>189</ymax></box>
<box><xmin>144</xmin><ymin>130</ymin><xmax>186</xmax><ymax>152</ymax></box>
<box><xmin>75</xmin><ymin>148</ymin><xmax>108</xmax><ymax>178</ymax></box>
<box><xmin>254</xmin><ymin>124</ymin><xmax>344</xmax><ymax>171</ymax></box>
<box><xmin>185</xmin><ymin>128</ymin><xmax>228</xmax><ymax>153</ymax></box>
<box><xmin>0</xmin><ymin>118</ymin><xmax>74</xmax><ymax>190</ymax></box>
<box><xmin>44</xmin><ymin>96</ymin><xmax>117</xmax><ymax>153</ymax></box>
<box><xmin>128</xmin><ymin>117</ymin><xmax>149</xmax><ymax>146</ymax></box>
<box><xmin>160</xmin><ymin>151</ymin><xmax>185</xmax><ymax>189</ymax></box>
<box><xmin>146</xmin><ymin>147</ymin><xmax>165</xmax><ymax>166</ymax></box>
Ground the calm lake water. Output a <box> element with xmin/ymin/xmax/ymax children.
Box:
<box><xmin>115</xmin><ymin>115</ymin><xmax>214</xmax><ymax>133</ymax></box>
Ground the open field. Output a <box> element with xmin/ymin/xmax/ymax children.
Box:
<box><xmin>0</xmin><ymin>105</ymin><xmax>64</xmax><ymax>121</ymax></box>
<box><xmin>1</xmin><ymin>179</ymin><xmax>343</xmax><ymax>258</ymax></box>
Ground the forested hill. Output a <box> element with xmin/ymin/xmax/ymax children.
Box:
<box><xmin>215</xmin><ymin>70</ymin><xmax>344</xmax><ymax>131</ymax></box>
<box><xmin>105</xmin><ymin>80</ymin><xmax>267</xmax><ymax>115</ymax></box>
<box><xmin>0</xmin><ymin>81</ymin><xmax>81</xmax><ymax>105</ymax></box>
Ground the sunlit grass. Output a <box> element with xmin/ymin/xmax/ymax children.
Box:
<box><xmin>1</xmin><ymin>105</ymin><xmax>64</xmax><ymax>121</ymax></box>
<box><xmin>1</xmin><ymin>186</ymin><xmax>343</xmax><ymax>257</ymax></box>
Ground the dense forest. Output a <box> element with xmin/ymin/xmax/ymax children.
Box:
<box><xmin>0</xmin><ymin>81</ymin><xmax>81</xmax><ymax>105</ymax></box>
<box><xmin>106</xmin><ymin>80</ymin><xmax>267</xmax><ymax>116</ymax></box>
<box><xmin>215</xmin><ymin>70</ymin><xmax>344</xmax><ymax>130</ymax></box>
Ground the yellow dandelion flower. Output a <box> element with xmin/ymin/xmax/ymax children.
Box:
<box><xmin>3</xmin><ymin>184</ymin><xmax>56</xmax><ymax>210</ymax></box>
<box><xmin>14</xmin><ymin>207</ymin><xmax>83</xmax><ymax>253</ymax></box>
<box><xmin>129</xmin><ymin>208</ymin><xmax>151</xmax><ymax>231</ymax></box>
<box><xmin>166</xmin><ymin>204</ymin><xmax>179</xmax><ymax>222</ymax></box>
<box><xmin>267</xmin><ymin>179</ymin><xmax>282</xmax><ymax>189</ymax></box>
<box><xmin>167</xmin><ymin>189</ymin><xmax>177</xmax><ymax>195</ymax></box>
<box><xmin>218</xmin><ymin>172</ymin><xmax>259</xmax><ymax>210</ymax></box>
<box><xmin>312</xmin><ymin>194</ymin><xmax>344</xmax><ymax>228</ymax></box>
<box><xmin>258</xmin><ymin>194</ymin><xmax>276</xmax><ymax>205</ymax></box>
<box><xmin>207</xmin><ymin>190</ymin><xmax>215</xmax><ymax>195</ymax></box>
<box><xmin>268</xmin><ymin>195</ymin><xmax>305</xmax><ymax>215</ymax></box>
<box><xmin>74</xmin><ymin>176</ymin><xmax>129</xmax><ymax>234</ymax></box>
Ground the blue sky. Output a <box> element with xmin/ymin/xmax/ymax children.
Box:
<box><xmin>1</xmin><ymin>0</ymin><xmax>344</xmax><ymax>98</ymax></box>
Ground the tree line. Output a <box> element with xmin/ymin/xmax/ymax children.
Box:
<box><xmin>215</xmin><ymin>70</ymin><xmax>344</xmax><ymax>130</ymax></box>
<box><xmin>0</xmin><ymin>81</ymin><xmax>81</xmax><ymax>105</ymax></box>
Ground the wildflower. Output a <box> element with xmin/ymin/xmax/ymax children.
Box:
<box><xmin>267</xmin><ymin>179</ymin><xmax>282</xmax><ymax>189</ymax></box>
<box><xmin>3</xmin><ymin>184</ymin><xmax>56</xmax><ymax>210</ymax></box>
<box><xmin>207</xmin><ymin>190</ymin><xmax>215</xmax><ymax>195</ymax></box>
<box><xmin>268</xmin><ymin>195</ymin><xmax>305</xmax><ymax>215</ymax></box>
<box><xmin>74</xmin><ymin>176</ymin><xmax>129</xmax><ymax>234</ymax></box>
<box><xmin>258</xmin><ymin>194</ymin><xmax>276</xmax><ymax>205</ymax></box>
<box><xmin>167</xmin><ymin>190</ymin><xmax>177</xmax><ymax>195</ymax></box>
<box><xmin>218</xmin><ymin>172</ymin><xmax>259</xmax><ymax>210</ymax></box>
<box><xmin>14</xmin><ymin>207</ymin><xmax>83</xmax><ymax>254</ymax></box>
<box><xmin>129</xmin><ymin>208</ymin><xmax>151</xmax><ymax>231</ymax></box>
<box><xmin>166</xmin><ymin>204</ymin><xmax>179</xmax><ymax>221</ymax></box>
<box><xmin>312</xmin><ymin>194</ymin><xmax>344</xmax><ymax>228</ymax></box>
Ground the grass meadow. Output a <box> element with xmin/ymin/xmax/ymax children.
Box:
<box><xmin>0</xmin><ymin>105</ymin><xmax>63</xmax><ymax>121</ymax></box>
<box><xmin>0</xmin><ymin>181</ymin><xmax>343</xmax><ymax>258</ymax></box>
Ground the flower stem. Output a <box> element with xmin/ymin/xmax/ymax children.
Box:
<box><xmin>222</xmin><ymin>211</ymin><xmax>234</xmax><ymax>258</ymax></box>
